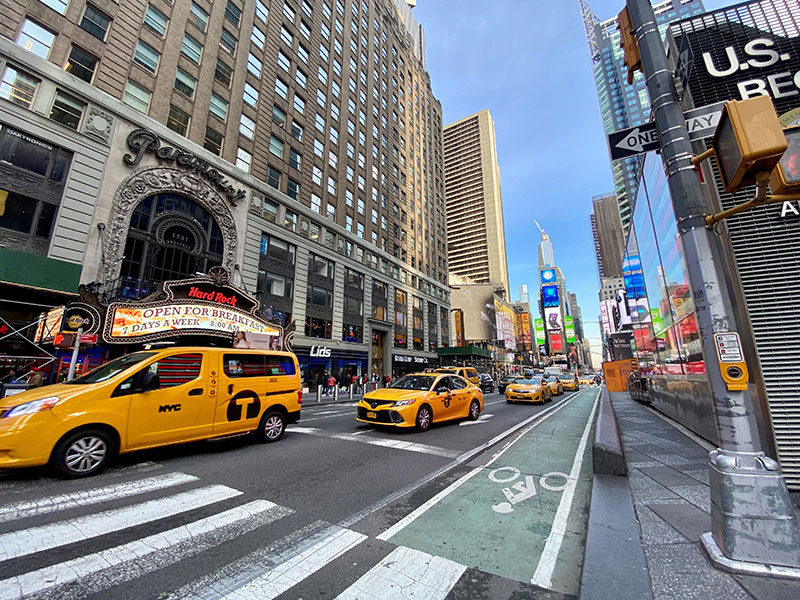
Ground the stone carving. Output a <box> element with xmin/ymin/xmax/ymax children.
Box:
<box><xmin>250</xmin><ymin>191</ymin><xmax>265</xmax><ymax>215</ymax></box>
<box><xmin>82</xmin><ymin>107</ymin><xmax>114</xmax><ymax>144</ymax></box>
<box><xmin>102</xmin><ymin>167</ymin><xmax>237</xmax><ymax>285</ymax></box>
<box><xmin>299</xmin><ymin>217</ymin><xmax>310</xmax><ymax>235</ymax></box>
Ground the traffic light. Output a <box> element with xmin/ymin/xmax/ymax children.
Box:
<box><xmin>618</xmin><ymin>7</ymin><xmax>641</xmax><ymax>85</ymax></box>
<box><xmin>53</xmin><ymin>332</ymin><xmax>76</xmax><ymax>349</ymax></box>
<box><xmin>769</xmin><ymin>126</ymin><xmax>800</xmax><ymax>195</ymax></box>
<box><xmin>712</xmin><ymin>96</ymin><xmax>787</xmax><ymax>193</ymax></box>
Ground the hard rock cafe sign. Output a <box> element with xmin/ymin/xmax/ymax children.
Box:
<box><xmin>123</xmin><ymin>129</ymin><xmax>247</xmax><ymax>206</ymax></box>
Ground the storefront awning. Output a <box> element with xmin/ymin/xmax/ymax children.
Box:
<box><xmin>436</xmin><ymin>345</ymin><xmax>492</xmax><ymax>358</ymax></box>
<box><xmin>0</xmin><ymin>248</ymin><xmax>81</xmax><ymax>294</ymax></box>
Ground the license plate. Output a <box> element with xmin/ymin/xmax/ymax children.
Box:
<box><xmin>367</xmin><ymin>411</ymin><xmax>377</xmax><ymax>419</ymax></box>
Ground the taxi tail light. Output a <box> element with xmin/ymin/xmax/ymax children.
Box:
<box><xmin>297</xmin><ymin>390</ymin><xmax>303</xmax><ymax>405</ymax></box>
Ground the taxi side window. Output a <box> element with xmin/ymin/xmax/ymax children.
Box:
<box><xmin>451</xmin><ymin>377</ymin><xmax>468</xmax><ymax>390</ymax></box>
<box><xmin>224</xmin><ymin>354</ymin><xmax>267</xmax><ymax>377</ymax></box>
<box><xmin>466</xmin><ymin>369</ymin><xmax>477</xmax><ymax>379</ymax></box>
<box><xmin>264</xmin><ymin>354</ymin><xmax>296</xmax><ymax>376</ymax></box>
<box><xmin>113</xmin><ymin>353</ymin><xmax>202</xmax><ymax>396</ymax></box>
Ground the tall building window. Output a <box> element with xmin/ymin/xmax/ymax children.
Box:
<box><xmin>285</xmin><ymin>210</ymin><xmax>297</xmax><ymax>232</ymax></box>
<box><xmin>144</xmin><ymin>5</ymin><xmax>168</xmax><ymax>37</ymax></box>
<box><xmin>225</xmin><ymin>0</ymin><xmax>242</xmax><ymax>27</ymax></box>
<box><xmin>167</xmin><ymin>105</ymin><xmax>191</xmax><ymax>136</ymax></box>
<box><xmin>174</xmin><ymin>68</ymin><xmax>196</xmax><ymax>98</ymax></box>
<box><xmin>289</xmin><ymin>148</ymin><xmax>301</xmax><ymax>170</ymax></box>
<box><xmin>291</xmin><ymin>121</ymin><xmax>303</xmax><ymax>141</ymax></box>
<box><xmin>239</xmin><ymin>114</ymin><xmax>255</xmax><ymax>139</ymax></box>
<box><xmin>220</xmin><ymin>28</ymin><xmax>237</xmax><ymax>55</ymax></box>
<box><xmin>209</xmin><ymin>93</ymin><xmax>228</xmax><ymax>121</ymax></box>
<box><xmin>255</xmin><ymin>1</ymin><xmax>269</xmax><ymax>22</ymax></box>
<box><xmin>80</xmin><ymin>4</ymin><xmax>111</xmax><ymax>41</ymax></box>
<box><xmin>214</xmin><ymin>58</ymin><xmax>232</xmax><ymax>87</ymax></box>
<box><xmin>181</xmin><ymin>33</ymin><xmax>203</xmax><ymax>63</ymax></box>
<box><xmin>65</xmin><ymin>46</ymin><xmax>98</xmax><ymax>83</ymax></box>
<box><xmin>203</xmin><ymin>127</ymin><xmax>223</xmax><ymax>156</ymax></box>
<box><xmin>286</xmin><ymin>178</ymin><xmax>299</xmax><ymax>200</ymax></box>
<box><xmin>122</xmin><ymin>80</ymin><xmax>151</xmax><ymax>113</ymax></box>
<box><xmin>244</xmin><ymin>82</ymin><xmax>259</xmax><ymax>108</ymax></box>
<box><xmin>49</xmin><ymin>90</ymin><xmax>86</xmax><ymax>130</ymax></box>
<box><xmin>0</xmin><ymin>65</ymin><xmax>39</xmax><ymax>108</ymax></box>
<box><xmin>275</xmin><ymin>78</ymin><xmax>288</xmax><ymax>99</ymax></box>
<box><xmin>247</xmin><ymin>53</ymin><xmax>262</xmax><ymax>77</ymax></box>
<box><xmin>189</xmin><ymin>2</ymin><xmax>209</xmax><ymax>31</ymax></box>
<box><xmin>269</xmin><ymin>135</ymin><xmax>284</xmax><ymax>158</ymax></box>
<box><xmin>267</xmin><ymin>166</ymin><xmax>281</xmax><ymax>189</ymax></box>
<box><xmin>16</xmin><ymin>19</ymin><xmax>56</xmax><ymax>59</ymax></box>
<box><xmin>235</xmin><ymin>147</ymin><xmax>251</xmax><ymax>172</ymax></box>
<box><xmin>40</xmin><ymin>0</ymin><xmax>68</xmax><ymax>14</ymax></box>
<box><xmin>133</xmin><ymin>41</ymin><xmax>160</xmax><ymax>75</ymax></box>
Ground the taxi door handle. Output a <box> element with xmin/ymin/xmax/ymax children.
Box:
<box><xmin>228</xmin><ymin>384</ymin><xmax>234</xmax><ymax>395</ymax></box>
<box><xmin>188</xmin><ymin>388</ymin><xmax>203</xmax><ymax>396</ymax></box>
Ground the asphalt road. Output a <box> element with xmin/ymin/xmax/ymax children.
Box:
<box><xmin>0</xmin><ymin>387</ymin><xmax>600</xmax><ymax>600</ymax></box>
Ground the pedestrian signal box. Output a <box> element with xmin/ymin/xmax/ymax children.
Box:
<box><xmin>712</xmin><ymin>96</ymin><xmax>787</xmax><ymax>193</ymax></box>
<box><xmin>53</xmin><ymin>332</ymin><xmax>76</xmax><ymax>349</ymax></box>
<box><xmin>769</xmin><ymin>126</ymin><xmax>800</xmax><ymax>196</ymax></box>
<box><xmin>618</xmin><ymin>7</ymin><xmax>641</xmax><ymax>85</ymax></box>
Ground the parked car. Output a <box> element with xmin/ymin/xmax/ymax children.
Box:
<box><xmin>478</xmin><ymin>373</ymin><xmax>495</xmax><ymax>394</ymax></box>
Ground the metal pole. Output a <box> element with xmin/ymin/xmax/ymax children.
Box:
<box><xmin>66</xmin><ymin>327</ymin><xmax>82</xmax><ymax>381</ymax></box>
<box><xmin>627</xmin><ymin>0</ymin><xmax>800</xmax><ymax>574</ymax></box>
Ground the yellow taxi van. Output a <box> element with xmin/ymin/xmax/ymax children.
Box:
<box><xmin>433</xmin><ymin>366</ymin><xmax>480</xmax><ymax>386</ymax></box>
<box><xmin>357</xmin><ymin>372</ymin><xmax>483</xmax><ymax>431</ymax></box>
<box><xmin>0</xmin><ymin>347</ymin><xmax>301</xmax><ymax>477</ymax></box>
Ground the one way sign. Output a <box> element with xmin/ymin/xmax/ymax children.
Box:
<box><xmin>607</xmin><ymin>101</ymin><xmax>726</xmax><ymax>161</ymax></box>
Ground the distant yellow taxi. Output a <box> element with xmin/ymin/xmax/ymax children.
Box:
<box><xmin>505</xmin><ymin>376</ymin><xmax>552</xmax><ymax>404</ymax></box>
<box><xmin>543</xmin><ymin>375</ymin><xmax>564</xmax><ymax>396</ymax></box>
<box><xmin>434</xmin><ymin>366</ymin><xmax>480</xmax><ymax>386</ymax></box>
<box><xmin>579</xmin><ymin>377</ymin><xmax>594</xmax><ymax>386</ymax></box>
<box><xmin>357</xmin><ymin>372</ymin><xmax>483</xmax><ymax>431</ymax></box>
<box><xmin>561</xmin><ymin>375</ymin><xmax>579</xmax><ymax>391</ymax></box>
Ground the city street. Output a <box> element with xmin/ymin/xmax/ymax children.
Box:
<box><xmin>0</xmin><ymin>388</ymin><xmax>599</xmax><ymax>600</ymax></box>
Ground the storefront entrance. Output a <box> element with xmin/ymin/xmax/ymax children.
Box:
<box><xmin>372</xmin><ymin>330</ymin><xmax>386</xmax><ymax>377</ymax></box>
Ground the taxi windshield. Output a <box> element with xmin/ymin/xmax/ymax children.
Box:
<box><xmin>390</xmin><ymin>375</ymin><xmax>436</xmax><ymax>391</ymax></box>
<box><xmin>544</xmin><ymin>376</ymin><xmax>558</xmax><ymax>383</ymax></box>
<box><xmin>65</xmin><ymin>352</ymin><xmax>156</xmax><ymax>384</ymax></box>
<box><xmin>436</xmin><ymin>369</ymin><xmax>458</xmax><ymax>374</ymax></box>
<box><xmin>516</xmin><ymin>378</ymin><xmax>543</xmax><ymax>386</ymax></box>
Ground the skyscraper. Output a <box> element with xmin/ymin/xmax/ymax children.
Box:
<box><xmin>0</xmin><ymin>0</ymin><xmax>450</xmax><ymax>378</ymax></box>
<box><xmin>442</xmin><ymin>108</ymin><xmax>510</xmax><ymax>297</ymax></box>
<box><xmin>519</xmin><ymin>284</ymin><xmax>529</xmax><ymax>304</ymax></box>
<box><xmin>537</xmin><ymin>229</ymin><xmax>555</xmax><ymax>270</ymax></box>
<box><xmin>580</xmin><ymin>0</ymin><xmax>705</xmax><ymax>232</ymax></box>
<box><xmin>590</xmin><ymin>193</ymin><xmax>625</xmax><ymax>278</ymax></box>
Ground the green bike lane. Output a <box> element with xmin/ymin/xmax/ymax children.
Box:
<box><xmin>376</xmin><ymin>387</ymin><xmax>600</xmax><ymax>596</ymax></box>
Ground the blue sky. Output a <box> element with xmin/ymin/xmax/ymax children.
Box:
<box><xmin>413</xmin><ymin>0</ymin><xmax>733</xmax><ymax>364</ymax></box>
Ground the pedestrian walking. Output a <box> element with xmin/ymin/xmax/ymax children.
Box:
<box><xmin>28</xmin><ymin>367</ymin><xmax>45</xmax><ymax>388</ymax></box>
<box><xmin>326</xmin><ymin>375</ymin><xmax>336</xmax><ymax>396</ymax></box>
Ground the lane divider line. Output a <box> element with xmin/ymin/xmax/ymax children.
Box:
<box><xmin>376</xmin><ymin>390</ymin><xmax>588</xmax><ymax>541</ymax></box>
<box><xmin>531</xmin><ymin>389</ymin><xmax>600</xmax><ymax>589</ymax></box>
<box><xmin>289</xmin><ymin>427</ymin><xmax>460</xmax><ymax>458</ymax></box>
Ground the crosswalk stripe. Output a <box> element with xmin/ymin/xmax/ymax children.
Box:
<box><xmin>0</xmin><ymin>499</ymin><xmax>290</xmax><ymax>600</ymax></box>
<box><xmin>180</xmin><ymin>525</ymin><xmax>366</xmax><ymax>600</ymax></box>
<box><xmin>0</xmin><ymin>484</ymin><xmax>241</xmax><ymax>562</ymax></box>
<box><xmin>290</xmin><ymin>427</ymin><xmax>459</xmax><ymax>458</ymax></box>
<box><xmin>335</xmin><ymin>546</ymin><xmax>466</xmax><ymax>600</ymax></box>
<box><xmin>0</xmin><ymin>472</ymin><xmax>198</xmax><ymax>524</ymax></box>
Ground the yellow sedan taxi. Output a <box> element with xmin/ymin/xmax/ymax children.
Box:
<box><xmin>579</xmin><ymin>377</ymin><xmax>594</xmax><ymax>386</ymax></box>
<box><xmin>357</xmin><ymin>372</ymin><xmax>483</xmax><ymax>432</ymax></box>
<box><xmin>505</xmin><ymin>376</ymin><xmax>552</xmax><ymax>404</ymax></box>
<box><xmin>544</xmin><ymin>375</ymin><xmax>564</xmax><ymax>396</ymax></box>
<box><xmin>561</xmin><ymin>374</ymin><xmax>579</xmax><ymax>391</ymax></box>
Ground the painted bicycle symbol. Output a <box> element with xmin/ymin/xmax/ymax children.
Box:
<box><xmin>488</xmin><ymin>466</ymin><xmax>569</xmax><ymax>514</ymax></box>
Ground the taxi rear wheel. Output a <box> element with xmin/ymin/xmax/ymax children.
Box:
<box><xmin>53</xmin><ymin>428</ymin><xmax>114</xmax><ymax>478</ymax></box>
<box><xmin>469</xmin><ymin>399</ymin><xmax>481</xmax><ymax>420</ymax></box>
<box><xmin>256</xmin><ymin>411</ymin><xmax>286</xmax><ymax>443</ymax></box>
<box><xmin>416</xmin><ymin>405</ymin><xmax>432</xmax><ymax>432</ymax></box>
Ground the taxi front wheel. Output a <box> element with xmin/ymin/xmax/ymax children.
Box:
<box><xmin>256</xmin><ymin>410</ymin><xmax>286</xmax><ymax>443</ymax></box>
<box><xmin>416</xmin><ymin>405</ymin><xmax>432</xmax><ymax>432</ymax></box>
<box><xmin>469</xmin><ymin>399</ymin><xmax>481</xmax><ymax>420</ymax></box>
<box><xmin>53</xmin><ymin>428</ymin><xmax>115</xmax><ymax>478</ymax></box>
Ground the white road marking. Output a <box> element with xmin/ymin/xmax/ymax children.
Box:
<box><xmin>183</xmin><ymin>525</ymin><xmax>366</xmax><ymax>600</ymax></box>
<box><xmin>378</xmin><ymin>390</ymin><xmax>585</xmax><ymax>541</ymax></box>
<box><xmin>0</xmin><ymin>500</ymin><xmax>290</xmax><ymax>600</ymax></box>
<box><xmin>335</xmin><ymin>546</ymin><xmax>466</xmax><ymax>600</ymax></box>
<box><xmin>0</xmin><ymin>472</ymin><xmax>198</xmax><ymax>524</ymax></box>
<box><xmin>459</xmin><ymin>413</ymin><xmax>494</xmax><ymax>426</ymax></box>
<box><xmin>485</xmin><ymin>399</ymin><xmax>506</xmax><ymax>406</ymax></box>
<box><xmin>0</xmin><ymin>484</ymin><xmax>241</xmax><ymax>561</ymax></box>
<box><xmin>531</xmin><ymin>389</ymin><xmax>600</xmax><ymax>589</ymax></box>
<box><xmin>289</xmin><ymin>427</ymin><xmax>460</xmax><ymax>458</ymax></box>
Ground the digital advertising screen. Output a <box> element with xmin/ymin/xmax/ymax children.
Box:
<box><xmin>542</xmin><ymin>284</ymin><xmax>559</xmax><ymax>308</ymax></box>
<box><xmin>534</xmin><ymin>318</ymin><xmax>546</xmax><ymax>343</ymax></box>
<box><xmin>540</xmin><ymin>268</ymin><xmax>556</xmax><ymax>285</ymax></box>
<box><xmin>545</xmin><ymin>307</ymin><xmax>562</xmax><ymax>331</ymax></box>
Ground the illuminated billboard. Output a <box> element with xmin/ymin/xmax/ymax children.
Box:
<box><xmin>534</xmin><ymin>318</ymin><xmax>546</xmax><ymax>343</ymax></box>
<box><xmin>545</xmin><ymin>307</ymin><xmax>562</xmax><ymax>331</ymax></box>
<box><xmin>542</xmin><ymin>284</ymin><xmax>559</xmax><ymax>308</ymax></box>
<box><xmin>540</xmin><ymin>268</ymin><xmax>556</xmax><ymax>285</ymax></box>
<box><xmin>550</xmin><ymin>333</ymin><xmax>564</xmax><ymax>353</ymax></box>
<box><xmin>565</xmin><ymin>316</ymin><xmax>576</xmax><ymax>343</ymax></box>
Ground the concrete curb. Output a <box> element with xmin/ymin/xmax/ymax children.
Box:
<box><xmin>592</xmin><ymin>386</ymin><xmax>626</xmax><ymax>476</ymax></box>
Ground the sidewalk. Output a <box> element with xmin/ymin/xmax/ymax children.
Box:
<box><xmin>583</xmin><ymin>391</ymin><xmax>800</xmax><ymax>600</ymax></box>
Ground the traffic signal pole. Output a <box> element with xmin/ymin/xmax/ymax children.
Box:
<box><xmin>626</xmin><ymin>0</ymin><xmax>800</xmax><ymax>575</ymax></box>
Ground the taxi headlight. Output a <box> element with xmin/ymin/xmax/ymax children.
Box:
<box><xmin>394</xmin><ymin>399</ymin><xmax>417</xmax><ymax>407</ymax></box>
<box><xmin>4</xmin><ymin>396</ymin><xmax>60</xmax><ymax>418</ymax></box>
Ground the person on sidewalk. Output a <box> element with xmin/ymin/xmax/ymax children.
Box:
<box><xmin>28</xmin><ymin>367</ymin><xmax>45</xmax><ymax>388</ymax></box>
<box><xmin>327</xmin><ymin>375</ymin><xmax>336</xmax><ymax>396</ymax></box>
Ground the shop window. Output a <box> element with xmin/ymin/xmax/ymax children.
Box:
<box><xmin>394</xmin><ymin>333</ymin><xmax>406</xmax><ymax>348</ymax></box>
<box><xmin>47</xmin><ymin>90</ymin><xmax>85</xmax><ymax>130</ymax></box>
<box><xmin>413</xmin><ymin>337</ymin><xmax>423</xmax><ymax>351</ymax></box>
<box><xmin>80</xmin><ymin>5</ymin><xmax>111</xmax><ymax>41</ymax></box>
<box><xmin>309</xmin><ymin>254</ymin><xmax>334</xmax><ymax>278</ymax></box>
<box><xmin>0</xmin><ymin>65</ymin><xmax>38</xmax><ymax>109</ymax></box>
<box><xmin>167</xmin><ymin>105</ymin><xmax>190</xmax><ymax>136</ymax></box>
<box><xmin>342</xmin><ymin>324</ymin><xmax>363</xmax><ymax>343</ymax></box>
<box><xmin>224</xmin><ymin>354</ymin><xmax>268</xmax><ymax>378</ymax></box>
<box><xmin>65</xmin><ymin>46</ymin><xmax>98</xmax><ymax>83</ymax></box>
<box><xmin>305</xmin><ymin>316</ymin><xmax>332</xmax><ymax>339</ymax></box>
<box><xmin>0</xmin><ymin>128</ymin><xmax>72</xmax><ymax>182</ymax></box>
<box><xmin>189</xmin><ymin>2</ymin><xmax>208</xmax><ymax>31</ymax></box>
<box><xmin>174</xmin><ymin>68</ymin><xmax>196</xmax><ymax>99</ymax></box>
<box><xmin>203</xmin><ymin>127</ymin><xmax>223</xmax><ymax>156</ymax></box>
<box><xmin>214</xmin><ymin>59</ymin><xmax>233</xmax><ymax>88</ymax></box>
<box><xmin>0</xmin><ymin>191</ymin><xmax>57</xmax><ymax>241</ymax></box>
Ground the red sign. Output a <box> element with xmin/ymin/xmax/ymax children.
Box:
<box><xmin>186</xmin><ymin>286</ymin><xmax>239</xmax><ymax>307</ymax></box>
<box><xmin>550</xmin><ymin>333</ymin><xmax>564</xmax><ymax>353</ymax></box>
<box><xmin>80</xmin><ymin>333</ymin><xmax>98</xmax><ymax>345</ymax></box>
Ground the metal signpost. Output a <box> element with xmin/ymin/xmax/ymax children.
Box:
<box><xmin>626</xmin><ymin>0</ymin><xmax>800</xmax><ymax>576</ymax></box>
